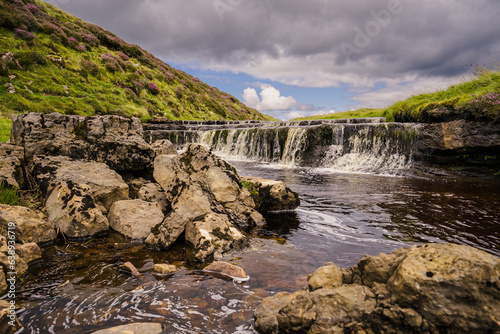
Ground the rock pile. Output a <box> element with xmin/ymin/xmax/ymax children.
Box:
<box><xmin>254</xmin><ymin>243</ymin><xmax>500</xmax><ymax>333</ymax></box>
<box><xmin>0</xmin><ymin>112</ymin><xmax>301</xmax><ymax>294</ymax></box>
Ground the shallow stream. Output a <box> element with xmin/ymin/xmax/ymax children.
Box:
<box><xmin>16</xmin><ymin>161</ymin><xmax>500</xmax><ymax>333</ymax></box>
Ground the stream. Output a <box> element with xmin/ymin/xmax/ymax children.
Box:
<box><xmin>16</xmin><ymin>160</ymin><xmax>500</xmax><ymax>333</ymax></box>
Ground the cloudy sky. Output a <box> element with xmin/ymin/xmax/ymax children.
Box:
<box><xmin>45</xmin><ymin>0</ymin><xmax>500</xmax><ymax>120</ymax></box>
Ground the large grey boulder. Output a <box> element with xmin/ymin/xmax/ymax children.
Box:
<box><xmin>0</xmin><ymin>143</ymin><xmax>24</xmax><ymax>189</ymax></box>
<box><xmin>146</xmin><ymin>144</ymin><xmax>264</xmax><ymax>261</ymax></box>
<box><xmin>240</xmin><ymin>176</ymin><xmax>300</xmax><ymax>212</ymax></box>
<box><xmin>254</xmin><ymin>243</ymin><xmax>500</xmax><ymax>334</ymax></box>
<box><xmin>0</xmin><ymin>204</ymin><xmax>56</xmax><ymax>245</ymax></box>
<box><xmin>10</xmin><ymin>112</ymin><xmax>154</xmax><ymax>171</ymax></box>
<box><xmin>31</xmin><ymin>155</ymin><xmax>129</xmax><ymax>210</ymax></box>
<box><xmin>108</xmin><ymin>199</ymin><xmax>164</xmax><ymax>241</ymax></box>
<box><xmin>46</xmin><ymin>181</ymin><xmax>109</xmax><ymax>239</ymax></box>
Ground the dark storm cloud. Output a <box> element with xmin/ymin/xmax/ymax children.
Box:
<box><xmin>45</xmin><ymin>0</ymin><xmax>500</xmax><ymax>98</ymax></box>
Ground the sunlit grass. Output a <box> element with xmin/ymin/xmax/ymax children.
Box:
<box><xmin>0</xmin><ymin>117</ymin><xmax>12</xmax><ymax>143</ymax></box>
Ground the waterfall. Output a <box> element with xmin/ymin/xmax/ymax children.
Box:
<box><xmin>144</xmin><ymin>119</ymin><xmax>419</xmax><ymax>175</ymax></box>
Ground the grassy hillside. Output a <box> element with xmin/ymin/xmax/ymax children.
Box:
<box><xmin>0</xmin><ymin>0</ymin><xmax>272</xmax><ymax>123</ymax></box>
<box><xmin>293</xmin><ymin>67</ymin><xmax>500</xmax><ymax>123</ymax></box>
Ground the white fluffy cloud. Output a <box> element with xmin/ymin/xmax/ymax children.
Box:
<box><xmin>242</xmin><ymin>85</ymin><xmax>297</xmax><ymax>111</ymax></box>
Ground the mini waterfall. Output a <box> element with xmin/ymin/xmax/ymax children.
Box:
<box><xmin>144</xmin><ymin>118</ymin><xmax>419</xmax><ymax>175</ymax></box>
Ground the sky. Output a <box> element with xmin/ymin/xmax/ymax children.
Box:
<box><xmin>45</xmin><ymin>0</ymin><xmax>500</xmax><ymax>120</ymax></box>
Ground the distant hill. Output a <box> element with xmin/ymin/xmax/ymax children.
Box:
<box><xmin>0</xmin><ymin>0</ymin><xmax>273</xmax><ymax>121</ymax></box>
<box><xmin>292</xmin><ymin>67</ymin><xmax>500</xmax><ymax>124</ymax></box>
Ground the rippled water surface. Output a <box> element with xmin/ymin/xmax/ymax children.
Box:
<box><xmin>17</xmin><ymin>162</ymin><xmax>500</xmax><ymax>333</ymax></box>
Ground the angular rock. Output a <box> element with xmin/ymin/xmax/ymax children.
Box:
<box><xmin>31</xmin><ymin>155</ymin><xmax>129</xmax><ymax>210</ymax></box>
<box><xmin>119</xmin><ymin>262</ymin><xmax>140</xmax><ymax>276</ymax></box>
<box><xmin>241</xmin><ymin>176</ymin><xmax>300</xmax><ymax>212</ymax></box>
<box><xmin>255</xmin><ymin>243</ymin><xmax>500</xmax><ymax>334</ymax></box>
<box><xmin>0</xmin><ymin>253</ymin><xmax>28</xmax><ymax>280</ymax></box>
<box><xmin>0</xmin><ymin>143</ymin><xmax>24</xmax><ymax>189</ymax></box>
<box><xmin>386</xmin><ymin>243</ymin><xmax>500</xmax><ymax>333</ymax></box>
<box><xmin>15</xmin><ymin>242</ymin><xmax>42</xmax><ymax>264</ymax></box>
<box><xmin>0</xmin><ymin>298</ymin><xmax>22</xmax><ymax>334</ymax></box>
<box><xmin>138</xmin><ymin>183</ymin><xmax>168</xmax><ymax>212</ymax></box>
<box><xmin>46</xmin><ymin>181</ymin><xmax>109</xmax><ymax>239</ymax></box>
<box><xmin>185</xmin><ymin>213</ymin><xmax>246</xmax><ymax>261</ymax></box>
<box><xmin>203</xmin><ymin>261</ymin><xmax>249</xmax><ymax>281</ymax></box>
<box><xmin>0</xmin><ymin>204</ymin><xmax>57</xmax><ymax>245</ymax></box>
<box><xmin>92</xmin><ymin>323</ymin><xmax>163</xmax><ymax>334</ymax></box>
<box><xmin>151</xmin><ymin>139</ymin><xmax>177</xmax><ymax>156</ymax></box>
<box><xmin>152</xmin><ymin>263</ymin><xmax>177</xmax><ymax>275</ymax></box>
<box><xmin>108</xmin><ymin>199</ymin><xmax>164</xmax><ymax>241</ymax></box>
<box><xmin>0</xmin><ymin>271</ymin><xmax>6</xmax><ymax>296</ymax></box>
<box><xmin>10</xmin><ymin>112</ymin><xmax>154</xmax><ymax>171</ymax></box>
<box><xmin>307</xmin><ymin>262</ymin><xmax>343</xmax><ymax>292</ymax></box>
<box><xmin>147</xmin><ymin>145</ymin><xmax>264</xmax><ymax>260</ymax></box>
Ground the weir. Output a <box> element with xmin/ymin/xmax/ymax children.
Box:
<box><xmin>144</xmin><ymin>118</ymin><xmax>420</xmax><ymax>175</ymax></box>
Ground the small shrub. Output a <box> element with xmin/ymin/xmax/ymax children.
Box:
<box><xmin>68</xmin><ymin>36</ymin><xmax>77</xmax><ymax>44</ymax></box>
<box><xmin>468</xmin><ymin>92</ymin><xmax>500</xmax><ymax>123</ymax></box>
<box><xmin>119</xmin><ymin>53</ymin><xmax>129</xmax><ymax>61</ymax></box>
<box><xmin>148</xmin><ymin>82</ymin><xmax>159</xmax><ymax>95</ymax></box>
<box><xmin>80</xmin><ymin>59</ymin><xmax>99</xmax><ymax>76</ymax></box>
<box><xmin>15</xmin><ymin>51</ymin><xmax>47</xmax><ymax>68</ymax></box>
<box><xmin>25</xmin><ymin>4</ymin><xmax>39</xmax><ymax>14</ymax></box>
<box><xmin>122</xmin><ymin>44</ymin><xmax>143</xmax><ymax>58</ymax></box>
<box><xmin>76</xmin><ymin>43</ymin><xmax>86</xmax><ymax>52</ymax></box>
<box><xmin>100</xmin><ymin>53</ymin><xmax>123</xmax><ymax>72</ymax></box>
<box><xmin>14</xmin><ymin>28</ymin><xmax>36</xmax><ymax>41</ymax></box>
<box><xmin>83</xmin><ymin>33</ymin><xmax>98</xmax><ymax>46</ymax></box>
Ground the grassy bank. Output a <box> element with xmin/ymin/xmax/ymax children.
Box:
<box><xmin>293</xmin><ymin>67</ymin><xmax>500</xmax><ymax>123</ymax></box>
<box><xmin>0</xmin><ymin>0</ymin><xmax>271</xmax><ymax>121</ymax></box>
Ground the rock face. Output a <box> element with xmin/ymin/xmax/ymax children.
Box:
<box><xmin>10</xmin><ymin>112</ymin><xmax>154</xmax><ymax>171</ymax></box>
<box><xmin>15</xmin><ymin>242</ymin><xmax>42</xmax><ymax>264</ymax></box>
<box><xmin>137</xmin><ymin>183</ymin><xmax>168</xmax><ymax>212</ymax></box>
<box><xmin>416</xmin><ymin>120</ymin><xmax>500</xmax><ymax>168</ymax></box>
<box><xmin>151</xmin><ymin>139</ymin><xmax>177</xmax><ymax>156</ymax></box>
<box><xmin>241</xmin><ymin>176</ymin><xmax>300</xmax><ymax>212</ymax></box>
<box><xmin>46</xmin><ymin>181</ymin><xmax>109</xmax><ymax>239</ymax></box>
<box><xmin>0</xmin><ymin>204</ymin><xmax>57</xmax><ymax>245</ymax></box>
<box><xmin>0</xmin><ymin>143</ymin><xmax>24</xmax><ymax>189</ymax></box>
<box><xmin>30</xmin><ymin>155</ymin><xmax>129</xmax><ymax>209</ymax></box>
<box><xmin>108</xmin><ymin>199</ymin><xmax>164</xmax><ymax>241</ymax></box>
<box><xmin>254</xmin><ymin>243</ymin><xmax>500</xmax><ymax>334</ymax></box>
<box><xmin>146</xmin><ymin>144</ymin><xmax>264</xmax><ymax>261</ymax></box>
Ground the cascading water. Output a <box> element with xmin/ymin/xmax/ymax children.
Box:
<box><xmin>144</xmin><ymin>119</ymin><xmax>420</xmax><ymax>175</ymax></box>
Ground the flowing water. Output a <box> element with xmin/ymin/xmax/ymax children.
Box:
<box><xmin>15</xmin><ymin>120</ymin><xmax>500</xmax><ymax>333</ymax></box>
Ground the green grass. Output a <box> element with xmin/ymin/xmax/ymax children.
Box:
<box><xmin>0</xmin><ymin>0</ymin><xmax>273</xmax><ymax>121</ymax></box>
<box><xmin>0</xmin><ymin>117</ymin><xmax>11</xmax><ymax>143</ymax></box>
<box><xmin>0</xmin><ymin>183</ymin><xmax>19</xmax><ymax>206</ymax></box>
<box><xmin>293</xmin><ymin>66</ymin><xmax>500</xmax><ymax>124</ymax></box>
<box><xmin>292</xmin><ymin>108</ymin><xmax>393</xmax><ymax>122</ymax></box>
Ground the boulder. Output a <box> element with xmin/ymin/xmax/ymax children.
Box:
<box><xmin>185</xmin><ymin>213</ymin><xmax>246</xmax><ymax>261</ymax></box>
<box><xmin>10</xmin><ymin>112</ymin><xmax>154</xmax><ymax>171</ymax></box>
<box><xmin>0</xmin><ymin>143</ymin><xmax>24</xmax><ymax>189</ymax></box>
<box><xmin>108</xmin><ymin>199</ymin><xmax>164</xmax><ymax>241</ymax></box>
<box><xmin>0</xmin><ymin>204</ymin><xmax>57</xmax><ymax>245</ymax></box>
<box><xmin>307</xmin><ymin>262</ymin><xmax>343</xmax><ymax>292</ymax></box>
<box><xmin>254</xmin><ymin>243</ymin><xmax>500</xmax><ymax>334</ymax></box>
<box><xmin>137</xmin><ymin>183</ymin><xmax>168</xmax><ymax>212</ymax></box>
<box><xmin>151</xmin><ymin>139</ymin><xmax>177</xmax><ymax>156</ymax></box>
<box><xmin>203</xmin><ymin>261</ymin><xmax>249</xmax><ymax>281</ymax></box>
<box><xmin>146</xmin><ymin>144</ymin><xmax>264</xmax><ymax>261</ymax></box>
<box><xmin>241</xmin><ymin>176</ymin><xmax>300</xmax><ymax>212</ymax></box>
<box><xmin>15</xmin><ymin>242</ymin><xmax>42</xmax><ymax>264</ymax></box>
<box><xmin>0</xmin><ymin>299</ymin><xmax>22</xmax><ymax>334</ymax></box>
<box><xmin>152</xmin><ymin>263</ymin><xmax>177</xmax><ymax>275</ymax></box>
<box><xmin>0</xmin><ymin>271</ymin><xmax>6</xmax><ymax>296</ymax></box>
<box><xmin>31</xmin><ymin>155</ymin><xmax>129</xmax><ymax>210</ymax></box>
<box><xmin>92</xmin><ymin>323</ymin><xmax>163</xmax><ymax>334</ymax></box>
<box><xmin>46</xmin><ymin>181</ymin><xmax>109</xmax><ymax>240</ymax></box>
<box><xmin>0</xmin><ymin>253</ymin><xmax>28</xmax><ymax>280</ymax></box>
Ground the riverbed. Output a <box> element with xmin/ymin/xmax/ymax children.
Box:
<box><xmin>16</xmin><ymin>161</ymin><xmax>500</xmax><ymax>333</ymax></box>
